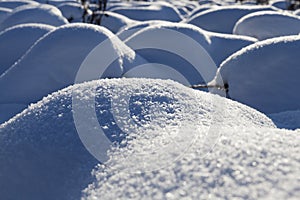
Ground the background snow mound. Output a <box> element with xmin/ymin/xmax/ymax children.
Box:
<box><xmin>0</xmin><ymin>4</ymin><xmax>68</xmax><ymax>31</ymax></box>
<box><xmin>0</xmin><ymin>0</ymin><xmax>38</xmax><ymax>10</ymax></box>
<box><xmin>269</xmin><ymin>110</ymin><xmax>300</xmax><ymax>130</ymax></box>
<box><xmin>98</xmin><ymin>11</ymin><xmax>137</xmax><ymax>34</ymax></box>
<box><xmin>84</xmin><ymin>126</ymin><xmax>299</xmax><ymax>200</ymax></box>
<box><xmin>57</xmin><ymin>2</ymin><xmax>84</xmax><ymax>23</ymax></box>
<box><xmin>0</xmin><ymin>23</ymin><xmax>54</xmax><ymax>75</ymax></box>
<box><xmin>0</xmin><ymin>7</ymin><xmax>11</xmax><ymax>23</ymax></box>
<box><xmin>234</xmin><ymin>11</ymin><xmax>300</xmax><ymax>40</ymax></box>
<box><xmin>124</xmin><ymin>22</ymin><xmax>255</xmax><ymax>84</ymax></box>
<box><xmin>0</xmin><ymin>23</ymin><xmax>145</xmax><ymax>123</ymax></box>
<box><xmin>110</xmin><ymin>1</ymin><xmax>183</xmax><ymax>22</ymax></box>
<box><xmin>186</xmin><ymin>5</ymin><xmax>277</xmax><ymax>33</ymax></box>
<box><xmin>212</xmin><ymin>35</ymin><xmax>300</xmax><ymax>114</ymax></box>
<box><xmin>0</xmin><ymin>78</ymin><xmax>274</xmax><ymax>199</ymax></box>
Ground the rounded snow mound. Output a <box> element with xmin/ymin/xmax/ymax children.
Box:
<box><xmin>0</xmin><ymin>4</ymin><xmax>68</xmax><ymax>31</ymax></box>
<box><xmin>124</xmin><ymin>22</ymin><xmax>256</xmax><ymax>85</ymax></box>
<box><xmin>57</xmin><ymin>2</ymin><xmax>84</xmax><ymax>22</ymax></box>
<box><xmin>96</xmin><ymin>11</ymin><xmax>137</xmax><ymax>34</ymax></box>
<box><xmin>0</xmin><ymin>23</ymin><xmax>142</xmax><ymax>106</ymax></box>
<box><xmin>271</xmin><ymin>0</ymin><xmax>288</xmax><ymax>10</ymax></box>
<box><xmin>234</xmin><ymin>11</ymin><xmax>300</xmax><ymax>40</ymax></box>
<box><xmin>186</xmin><ymin>5</ymin><xmax>276</xmax><ymax>33</ymax></box>
<box><xmin>0</xmin><ymin>23</ymin><xmax>55</xmax><ymax>75</ymax></box>
<box><xmin>211</xmin><ymin>35</ymin><xmax>300</xmax><ymax>114</ymax></box>
<box><xmin>0</xmin><ymin>0</ymin><xmax>38</xmax><ymax>9</ymax></box>
<box><xmin>269</xmin><ymin>110</ymin><xmax>300</xmax><ymax>130</ymax></box>
<box><xmin>110</xmin><ymin>1</ymin><xmax>183</xmax><ymax>22</ymax></box>
<box><xmin>0</xmin><ymin>7</ymin><xmax>11</xmax><ymax>23</ymax></box>
<box><xmin>0</xmin><ymin>78</ymin><xmax>274</xmax><ymax>199</ymax></box>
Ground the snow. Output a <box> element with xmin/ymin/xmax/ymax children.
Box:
<box><xmin>186</xmin><ymin>5</ymin><xmax>277</xmax><ymax>33</ymax></box>
<box><xmin>269</xmin><ymin>110</ymin><xmax>300</xmax><ymax>130</ymax></box>
<box><xmin>0</xmin><ymin>23</ymin><xmax>54</xmax><ymax>75</ymax></box>
<box><xmin>57</xmin><ymin>2</ymin><xmax>84</xmax><ymax>22</ymax></box>
<box><xmin>0</xmin><ymin>4</ymin><xmax>68</xmax><ymax>31</ymax></box>
<box><xmin>0</xmin><ymin>7</ymin><xmax>11</xmax><ymax>23</ymax></box>
<box><xmin>0</xmin><ymin>78</ymin><xmax>276</xmax><ymax>199</ymax></box>
<box><xmin>0</xmin><ymin>0</ymin><xmax>38</xmax><ymax>9</ymax></box>
<box><xmin>234</xmin><ymin>11</ymin><xmax>300</xmax><ymax>40</ymax></box>
<box><xmin>110</xmin><ymin>1</ymin><xmax>183</xmax><ymax>22</ymax></box>
<box><xmin>99</xmin><ymin>11</ymin><xmax>137</xmax><ymax>34</ymax></box>
<box><xmin>0</xmin><ymin>23</ymin><xmax>146</xmax><ymax>123</ymax></box>
<box><xmin>271</xmin><ymin>0</ymin><xmax>288</xmax><ymax>10</ymax></box>
<box><xmin>124</xmin><ymin>22</ymin><xmax>256</xmax><ymax>84</ymax></box>
<box><xmin>211</xmin><ymin>35</ymin><xmax>300</xmax><ymax>114</ymax></box>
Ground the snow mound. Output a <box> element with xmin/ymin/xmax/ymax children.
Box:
<box><xmin>271</xmin><ymin>0</ymin><xmax>288</xmax><ymax>10</ymax></box>
<box><xmin>117</xmin><ymin>20</ymin><xmax>171</xmax><ymax>40</ymax></box>
<box><xmin>269</xmin><ymin>110</ymin><xmax>300</xmax><ymax>130</ymax></box>
<box><xmin>0</xmin><ymin>0</ymin><xmax>38</xmax><ymax>9</ymax></box>
<box><xmin>234</xmin><ymin>11</ymin><xmax>300</xmax><ymax>40</ymax></box>
<box><xmin>0</xmin><ymin>23</ymin><xmax>54</xmax><ymax>75</ymax></box>
<box><xmin>110</xmin><ymin>2</ymin><xmax>183</xmax><ymax>22</ymax></box>
<box><xmin>0</xmin><ymin>4</ymin><xmax>68</xmax><ymax>31</ymax></box>
<box><xmin>186</xmin><ymin>5</ymin><xmax>276</xmax><ymax>33</ymax></box>
<box><xmin>189</xmin><ymin>4</ymin><xmax>218</xmax><ymax>18</ymax></box>
<box><xmin>211</xmin><ymin>35</ymin><xmax>300</xmax><ymax>114</ymax></box>
<box><xmin>0</xmin><ymin>23</ymin><xmax>146</xmax><ymax>124</ymax></box>
<box><xmin>124</xmin><ymin>22</ymin><xmax>256</xmax><ymax>84</ymax></box>
<box><xmin>98</xmin><ymin>11</ymin><xmax>137</xmax><ymax>34</ymax></box>
<box><xmin>84</xmin><ymin>126</ymin><xmax>299</xmax><ymax>200</ymax></box>
<box><xmin>0</xmin><ymin>7</ymin><xmax>11</xmax><ymax>23</ymax></box>
<box><xmin>57</xmin><ymin>2</ymin><xmax>84</xmax><ymax>22</ymax></box>
<box><xmin>0</xmin><ymin>78</ymin><xmax>275</xmax><ymax>199</ymax></box>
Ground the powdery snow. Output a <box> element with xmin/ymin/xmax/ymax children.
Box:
<box><xmin>211</xmin><ymin>35</ymin><xmax>300</xmax><ymax>114</ymax></box>
<box><xmin>0</xmin><ymin>78</ymin><xmax>275</xmax><ymax>199</ymax></box>
<box><xmin>234</xmin><ymin>11</ymin><xmax>300</xmax><ymax>40</ymax></box>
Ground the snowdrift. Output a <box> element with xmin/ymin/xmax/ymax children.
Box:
<box><xmin>186</xmin><ymin>5</ymin><xmax>276</xmax><ymax>33</ymax></box>
<box><xmin>124</xmin><ymin>22</ymin><xmax>256</xmax><ymax>85</ymax></box>
<box><xmin>269</xmin><ymin>110</ymin><xmax>300</xmax><ymax>130</ymax></box>
<box><xmin>57</xmin><ymin>2</ymin><xmax>84</xmax><ymax>22</ymax></box>
<box><xmin>211</xmin><ymin>35</ymin><xmax>300</xmax><ymax>114</ymax></box>
<box><xmin>110</xmin><ymin>2</ymin><xmax>183</xmax><ymax>22</ymax></box>
<box><xmin>0</xmin><ymin>23</ymin><xmax>147</xmax><ymax>123</ymax></box>
<box><xmin>0</xmin><ymin>23</ymin><xmax>54</xmax><ymax>75</ymax></box>
<box><xmin>0</xmin><ymin>78</ymin><xmax>275</xmax><ymax>200</ymax></box>
<box><xmin>234</xmin><ymin>11</ymin><xmax>300</xmax><ymax>40</ymax></box>
<box><xmin>0</xmin><ymin>4</ymin><xmax>68</xmax><ymax>31</ymax></box>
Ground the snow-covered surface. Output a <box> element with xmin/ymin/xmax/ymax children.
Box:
<box><xmin>0</xmin><ymin>23</ymin><xmax>54</xmax><ymax>75</ymax></box>
<box><xmin>211</xmin><ymin>35</ymin><xmax>300</xmax><ymax>114</ymax></box>
<box><xmin>186</xmin><ymin>5</ymin><xmax>276</xmax><ymax>33</ymax></box>
<box><xmin>0</xmin><ymin>78</ymin><xmax>278</xmax><ymax>200</ymax></box>
<box><xmin>271</xmin><ymin>0</ymin><xmax>288</xmax><ymax>10</ymax></box>
<box><xmin>0</xmin><ymin>23</ymin><xmax>147</xmax><ymax>123</ymax></box>
<box><xmin>0</xmin><ymin>7</ymin><xmax>11</xmax><ymax>23</ymax></box>
<box><xmin>0</xmin><ymin>4</ymin><xmax>68</xmax><ymax>31</ymax></box>
<box><xmin>124</xmin><ymin>22</ymin><xmax>256</xmax><ymax>82</ymax></box>
<box><xmin>57</xmin><ymin>2</ymin><xmax>84</xmax><ymax>22</ymax></box>
<box><xmin>0</xmin><ymin>0</ymin><xmax>38</xmax><ymax>9</ymax></box>
<box><xmin>234</xmin><ymin>11</ymin><xmax>300</xmax><ymax>40</ymax></box>
<box><xmin>99</xmin><ymin>11</ymin><xmax>137</xmax><ymax>34</ymax></box>
<box><xmin>269</xmin><ymin>110</ymin><xmax>300</xmax><ymax>130</ymax></box>
<box><xmin>110</xmin><ymin>2</ymin><xmax>182</xmax><ymax>22</ymax></box>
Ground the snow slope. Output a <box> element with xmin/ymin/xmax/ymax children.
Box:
<box><xmin>110</xmin><ymin>2</ymin><xmax>183</xmax><ymax>22</ymax></box>
<box><xmin>0</xmin><ymin>0</ymin><xmax>38</xmax><ymax>9</ymax></box>
<box><xmin>124</xmin><ymin>22</ymin><xmax>256</xmax><ymax>85</ymax></box>
<box><xmin>0</xmin><ymin>23</ymin><xmax>54</xmax><ymax>75</ymax></box>
<box><xmin>57</xmin><ymin>2</ymin><xmax>84</xmax><ymax>22</ymax></box>
<box><xmin>234</xmin><ymin>11</ymin><xmax>300</xmax><ymax>40</ymax></box>
<box><xmin>0</xmin><ymin>23</ymin><xmax>148</xmax><ymax>123</ymax></box>
<box><xmin>0</xmin><ymin>4</ymin><xmax>68</xmax><ymax>31</ymax></box>
<box><xmin>211</xmin><ymin>35</ymin><xmax>300</xmax><ymax>114</ymax></box>
<box><xmin>186</xmin><ymin>5</ymin><xmax>276</xmax><ymax>33</ymax></box>
<box><xmin>0</xmin><ymin>78</ymin><xmax>275</xmax><ymax>200</ymax></box>
<box><xmin>0</xmin><ymin>7</ymin><xmax>11</xmax><ymax>23</ymax></box>
<box><xmin>269</xmin><ymin>110</ymin><xmax>300</xmax><ymax>130</ymax></box>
